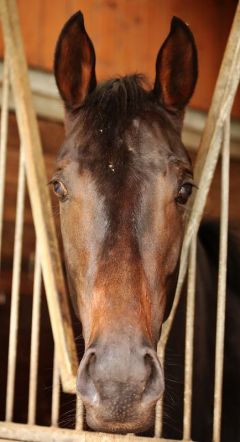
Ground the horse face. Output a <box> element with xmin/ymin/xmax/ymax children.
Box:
<box><xmin>53</xmin><ymin>12</ymin><xmax>197</xmax><ymax>434</ymax></box>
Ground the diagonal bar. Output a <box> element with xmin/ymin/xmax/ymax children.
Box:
<box><xmin>0</xmin><ymin>55</ymin><xmax>9</xmax><ymax>269</ymax></box>
<box><xmin>212</xmin><ymin>117</ymin><xmax>230</xmax><ymax>442</ymax></box>
<box><xmin>5</xmin><ymin>146</ymin><xmax>25</xmax><ymax>422</ymax></box>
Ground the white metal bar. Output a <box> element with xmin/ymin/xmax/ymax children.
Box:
<box><xmin>212</xmin><ymin>118</ymin><xmax>230</xmax><ymax>442</ymax></box>
<box><xmin>0</xmin><ymin>55</ymin><xmax>9</xmax><ymax>268</ymax></box>
<box><xmin>183</xmin><ymin>235</ymin><xmax>197</xmax><ymax>440</ymax></box>
<box><xmin>28</xmin><ymin>241</ymin><xmax>42</xmax><ymax>424</ymax></box>
<box><xmin>154</xmin><ymin>345</ymin><xmax>165</xmax><ymax>437</ymax></box>
<box><xmin>5</xmin><ymin>146</ymin><xmax>25</xmax><ymax>421</ymax></box>
<box><xmin>0</xmin><ymin>421</ymin><xmax>191</xmax><ymax>442</ymax></box>
<box><xmin>51</xmin><ymin>348</ymin><xmax>60</xmax><ymax>426</ymax></box>
<box><xmin>75</xmin><ymin>395</ymin><xmax>84</xmax><ymax>431</ymax></box>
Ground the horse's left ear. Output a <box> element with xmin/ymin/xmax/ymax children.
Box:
<box><xmin>154</xmin><ymin>17</ymin><xmax>198</xmax><ymax>111</ymax></box>
<box><xmin>54</xmin><ymin>11</ymin><xmax>96</xmax><ymax>111</ymax></box>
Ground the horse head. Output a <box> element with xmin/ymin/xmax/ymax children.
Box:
<box><xmin>52</xmin><ymin>12</ymin><xmax>197</xmax><ymax>433</ymax></box>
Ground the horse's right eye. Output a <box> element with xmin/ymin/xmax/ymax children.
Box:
<box><xmin>175</xmin><ymin>182</ymin><xmax>193</xmax><ymax>205</ymax></box>
<box><xmin>51</xmin><ymin>180</ymin><xmax>68</xmax><ymax>201</ymax></box>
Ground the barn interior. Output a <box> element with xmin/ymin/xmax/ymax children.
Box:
<box><xmin>0</xmin><ymin>1</ymin><xmax>239</xmax><ymax>441</ymax></box>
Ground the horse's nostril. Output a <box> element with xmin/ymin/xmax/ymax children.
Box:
<box><xmin>144</xmin><ymin>354</ymin><xmax>155</xmax><ymax>387</ymax></box>
<box><xmin>142</xmin><ymin>351</ymin><xmax>164</xmax><ymax>404</ymax></box>
<box><xmin>77</xmin><ymin>349</ymin><xmax>100</xmax><ymax>406</ymax></box>
<box><xmin>86</xmin><ymin>352</ymin><xmax>96</xmax><ymax>376</ymax></box>
<box><xmin>77</xmin><ymin>345</ymin><xmax>164</xmax><ymax>411</ymax></box>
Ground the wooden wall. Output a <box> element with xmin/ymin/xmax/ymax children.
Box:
<box><xmin>0</xmin><ymin>0</ymin><xmax>239</xmax><ymax>116</ymax></box>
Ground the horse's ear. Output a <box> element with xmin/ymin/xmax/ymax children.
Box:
<box><xmin>54</xmin><ymin>11</ymin><xmax>96</xmax><ymax>110</ymax></box>
<box><xmin>153</xmin><ymin>17</ymin><xmax>198</xmax><ymax>111</ymax></box>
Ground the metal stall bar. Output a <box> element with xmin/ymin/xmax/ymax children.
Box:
<box><xmin>183</xmin><ymin>235</ymin><xmax>197</xmax><ymax>440</ymax></box>
<box><xmin>155</xmin><ymin>237</ymin><xmax>198</xmax><ymax>441</ymax></box>
<box><xmin>51</xmin><ymin>348</ymin><xmax>60</xmax><ymax>427</ymax></box>
<box><xmin>28</xmin><ymin>241</ymin><xmax>42</xmax><ymax>425</ymax></box>
<box><xmin>0</xmin><ymin>421</ymin><xmax>181</xmax><ymax>442</ymax></box>
<box><xmin>154</xmin><ymin>347</ymin><xmax>164</xmax><ymax>437</ymax></box>
<box><xmin>0</xmin><ymin>55</ymin><xmax>9</xmax><ymax>268</ymax></box>
<box><xmin>0</xmin><ymin>0</ymin><xmax>78</xmax><ymax>395</ymax></box>
<box><xmin>75</xmin><ymin>395</ymin><xmax>84</xmax><ymax>431</ymax></box>
<box><xmin>212</xmin><ymin>117</ymin><xmax>230</xmax><ymax>442</ymax></box>
<box><xmin>5</xmin><ymin>147</ymin><xmax>25</xmax><ymax>422</ymax></box>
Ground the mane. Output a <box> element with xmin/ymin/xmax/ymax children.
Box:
<box><xmin>78</xmin><ymin>74</ymin><xmax>164</xmax><ymax>141</ymax></box>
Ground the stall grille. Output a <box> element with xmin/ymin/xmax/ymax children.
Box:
<box><xmin>0</xmin><ymin>1</ymin><xmax>239</xmax><ymax>441</ymax></box>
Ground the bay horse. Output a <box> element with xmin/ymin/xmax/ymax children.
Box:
<box><xmin>52</xmin><ymin>12</ymin><xmax>240</xmax><ymax>441</ymax></box>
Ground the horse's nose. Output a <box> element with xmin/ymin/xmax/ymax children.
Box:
<box><xmin>77</xmin><ymin>344</ymin><xmax>164</xmax><ymax>409</ymax></box>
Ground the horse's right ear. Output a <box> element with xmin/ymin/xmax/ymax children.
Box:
<box><xmin>153</xmin><ymin>17</ymin><xmax>198</xmax><ymax>112</ymax></box>
<box><xmin>54</xmin><ymin>11</ymin><xmax>96</xmax><ymax>111</ymax></box>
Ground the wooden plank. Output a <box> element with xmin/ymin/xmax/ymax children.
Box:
<box><xmin>0</xmin><ymin>0</ymin><xmax>239</xmax><ymax>116</ymax></box>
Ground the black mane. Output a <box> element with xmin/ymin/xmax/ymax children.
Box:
<box><xmin>77</xmin><ymin>74</ymin><xmax>174</xmax><ymax>143</ymax></box>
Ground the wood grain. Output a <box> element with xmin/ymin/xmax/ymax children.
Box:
<box><xmin>0</xmin><ymin>0</ymin><xmax>239</xmax><ymax>115</ymax></box>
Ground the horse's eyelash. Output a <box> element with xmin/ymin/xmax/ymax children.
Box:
<box><xmin>48</xmin><ymin>177</ymin><xmax>63</xmax><ymax>186</ymax></box>
<box><xmin>191</xmin><ymin>182</ymin><xmax>198</xmax><ymax>189</ymax></box>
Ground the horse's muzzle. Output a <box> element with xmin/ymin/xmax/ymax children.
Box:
<box><xmin>77</xmin><ymin>341</ymin><xmax>164</xmax><ymax>433</ymax></box>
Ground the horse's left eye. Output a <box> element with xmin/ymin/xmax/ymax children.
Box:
<box><xmin>176</xmin><ymin>183</ymin><xmax>193</xmax><ymax>205</ymax></box>
<box><xmin>51</xmin><ymin>180</ymin><xmax>68</xmax><ymax>201</ymax></box>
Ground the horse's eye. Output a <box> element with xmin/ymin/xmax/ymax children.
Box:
<box><xmin>51</xmin><ymin>180</ymin><xmax>68</xmax><ymax>201</ymax></box>
<box><xmin>176</xmin><ymin>183</ymin><xmax>193</xmax><ymax>205</ymax></box>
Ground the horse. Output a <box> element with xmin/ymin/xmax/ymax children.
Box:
<box><xmin>52</xmin><ymin>11</ymin><xmax>240</xmax><ymax>441</ymax></box>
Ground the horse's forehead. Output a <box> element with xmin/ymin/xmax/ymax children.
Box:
<box><xmin>58</xmin><ymin>113</ymin><xmax>187</xmax><ymax>167</ymax></box>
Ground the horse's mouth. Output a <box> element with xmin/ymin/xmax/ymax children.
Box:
<box><xmin>84</xmin><ymin>404</ymin><xmax>155</xmax><ymax>434</ymax></box>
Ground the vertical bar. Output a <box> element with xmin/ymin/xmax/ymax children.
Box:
<box><xmin>213</xmin><ymin>118</ymin><xmax>230</xmax><ymax>442</ymax></box>
<box><xmin>75</xmin><ymin>395</ymin><xmax>83</xmax><ymax>431</ymax></box>
<box><xmin>183</xmin><ymin>235</ymin><xmax>197</xmax><ymax>440</ymax></box>
<box><xmin>28</xmin><ymin>241</ymin><xmax>41</xmax><ymax>424</ymax></box>
<box><xmin>5</xmin><ymin>146</ymin><xmax>25</xmax><ymax>421</ymax></box>
<box><xmin>0</xmin><ymin>56</ymin><xmax>10</xmax><ymax>268</ymax></box>
<box><xmin>154</xmin><ymin>345</ymin><xmax>165</xmax><ymax>437</ymax></box>
<box><xmin>51</xmin><ymin>348</ymin><xmax>60</xmax><ymax>426</ymax></box>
